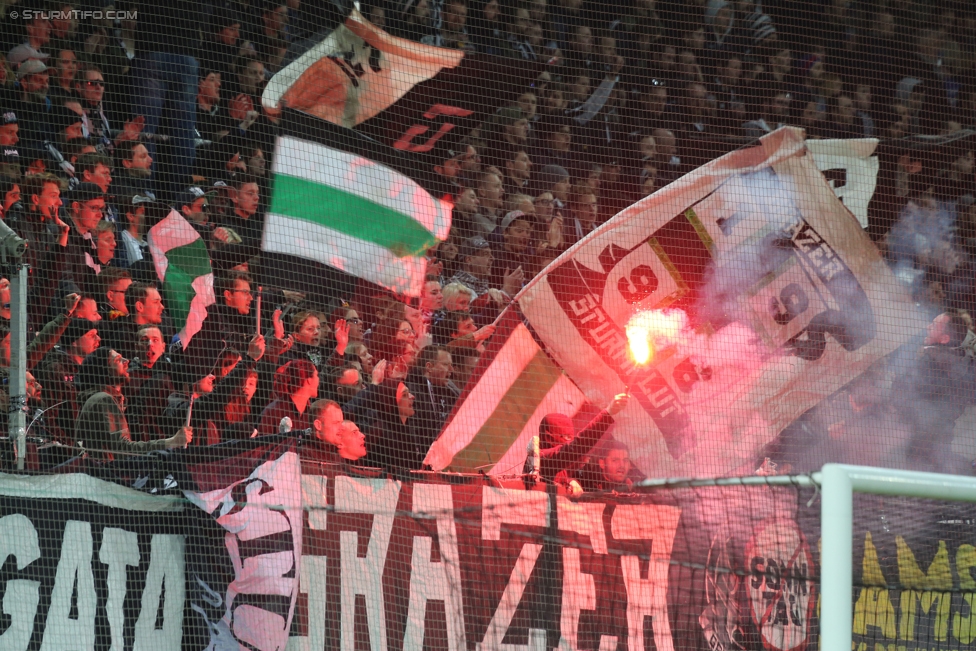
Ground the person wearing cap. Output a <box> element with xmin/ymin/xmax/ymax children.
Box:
<box><xmin>8</xmin><ymin>43</ymin><xmax>49</xmax><ymax>69</ymax></box>
<box><xmin>12</xmin><ymin>58</ymin><xmax>53</xmax><ymax>166</ymax></box>
<box><xmin>63</xmin><ymin>181</ymin><xmax>107</xmax><ymax>295</ymax></box>
<box><xmin>178</xmin><ymin>185</ymin><xmax>214</xmax><ymax>227</ymax></box>
<box><xmin>37</xmin><ymin>315</ymin><xmax>99</xmax><ymax>443</ymax></box>
<box><xmin>488</xmin><ymin>210</ymin><xmax>533</xmax><ymax>290</ymax></box>
<box><xmin>449</xmin><ymin>235</ymin><xmax>495</xmax><ymax>297</ymax></box>
<box><xmin>523</xmin><ymin>393</ymin><xmax>629</xmax><ymax>483</ymax></box>
<box><xmin>74</xmin><ymin>347</ymin><xmax>192</xmax><ymax>460</ymax></box>
<box><xmin>430</xmin><ymin>134</ymin><xmax>475</xmax><ymax>201</ymax></box>
<box><xmin>115</xmin><ymin>193</ymin><xmax>152</xmax><ymax>268</ymax></box>
<box><xmin>0</xmin><ymin>109</ymin><xmax>20</xmax><ymax>180</ymax></box>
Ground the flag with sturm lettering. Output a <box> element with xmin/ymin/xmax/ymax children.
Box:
<box><xmin>516</xmin><ymin>127</ymin><xmax>926</xmax><ymax>479</ymax></box>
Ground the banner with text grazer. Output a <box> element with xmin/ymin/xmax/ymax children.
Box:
<box><xmin>0</xmin><ymin>472</ymin><xmax>186</xmax><ymax>651</ymax></box>
<box><xmin>13</xmin><ymin>461</ymin><xmax>976</xmax><ymax>651</ymax></box>
<box><xmin>516</xmin><ymin>127</ymin><xmax>927</xmax><ymax>481</ymax></box>
<box><xmin>286</xmin><ymin>463</ymin><xmax>829</xmax><ymax>651</ymax></box>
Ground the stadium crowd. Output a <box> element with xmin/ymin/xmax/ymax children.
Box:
<box><xmin>0</xmin><ymin>0</ymin><xmax>973</xmax><ymax>484</ymax></box>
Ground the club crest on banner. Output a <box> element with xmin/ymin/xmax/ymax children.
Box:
<box><xmin>745</xmin><ymin>519</ymin><xmax>816</xmax><ymax>651</ymax></box>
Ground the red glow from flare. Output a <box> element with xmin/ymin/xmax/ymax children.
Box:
<box><xmin>626</xmin><ymin>310</ymin><xmax>686</xmax><ymax>364</ymax></box>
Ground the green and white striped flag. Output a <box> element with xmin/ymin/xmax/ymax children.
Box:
<box><xmin>264</xmin><ymin>115</ymin><xmax>451</xmax><ymax>297</ymax></box>
<box><xmin>147</xmin><ymin>210</ymin><xmax>216</xmax><ymax>348</ymax></box>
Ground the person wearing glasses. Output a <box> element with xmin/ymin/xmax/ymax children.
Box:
<box><xmin>72</xmin><ymin>63</ymin><xmax>139</xmax><ymax>156</ymax></box>
<box><xmin>210</xmin><ymin>270</ymin><xmax>261</xmax><ymax>351</ymax></box>
<box><xmin>63</xmin><ymin>182</ymin><xmax>107</xmax><ymax>296</ymax></box>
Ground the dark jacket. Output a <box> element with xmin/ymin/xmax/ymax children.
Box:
<box><xmin>124</xmin><ymin>359</ymin><xmax>176</xmax><ymax>442</ymax></box>
<box><xmin>75</xmin><ymin>388</ymin><xmax>170</xmax><ymax>461</ymax></box>
<box><xmin>406</xmin><ymin>373</ymin><xmax>460</xmax><ymax>455</ymax></box>
<box><xmin>37</xmin><ymin>346</ymin><xmax>82</xmax><ymax>444</ymax></box>
<box><xmin>343</xmin><ymin>381</ymin><xmax>424</xmax><ymax>476</ymax></box>
<box><xmin>258</xmin><ymin>397</ymin><xmax>311</xmax><ymax>437</ymax></box>
<box><xmin>525</xmin><ymin>410</ymin><xmax>615</xmax><ymax>481</ymax></box>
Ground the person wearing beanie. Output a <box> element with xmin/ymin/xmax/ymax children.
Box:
<box><xmin>523</xmin><ymin>392</ymin><xmax>630</xmax><ymax>483</ymax></box>
<box><xmin>74</xmin><ymin>346</ymin><xmax>192</xmax><ymax>460</ymax></box>
<box><xmin>534</xmin><ymin>164</ymin><xmax>571</xmax><ymax>212</ymax></box>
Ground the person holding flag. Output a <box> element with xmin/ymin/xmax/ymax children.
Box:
<box><xmin>524</xmin><ymin>392</ymin><xmax>630</xmax><ymax>483</ymax></box>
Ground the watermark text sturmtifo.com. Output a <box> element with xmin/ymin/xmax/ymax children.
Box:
<box><xmin>10</xmin><ymin>9</ymin><xmax>137</xmax><ymax>20</ymax></box>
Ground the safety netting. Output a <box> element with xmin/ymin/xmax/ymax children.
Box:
<box><xmin>0</xmin><ymin>0</ymin><xmax>975</xmax><ymax>648</ymax></box>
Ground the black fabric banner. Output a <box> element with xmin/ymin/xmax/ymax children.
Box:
<box><xmin>4</xmin><ymin>443</ymin><xmax>975</xmax><ymax>651</ymax></box>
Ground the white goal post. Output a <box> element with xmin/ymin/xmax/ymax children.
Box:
<box><xmin>818</xmin><ymin>463</ymin><xmax>976</xmax><ymax>651</ymax></box>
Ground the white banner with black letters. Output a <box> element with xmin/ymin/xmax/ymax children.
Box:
<box><xmin>517</xmin><ymin>127</ymin><xmax>924</xmax><ymax>480</ymax></box>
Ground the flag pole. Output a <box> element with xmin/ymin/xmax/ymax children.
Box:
<box><xmin>183</xmin><ymin>394</ymin><xmax>195</xmax><ymax>449</ymax></box>
<box><xmin>255</xmin><ymin>286</ymin><xmax>263</xmax><ymax>335</ymax></box>
<box><xmin>491</xmin><ymin>299</ymin><xmax>516</xmax><ymax>326</ymax></box>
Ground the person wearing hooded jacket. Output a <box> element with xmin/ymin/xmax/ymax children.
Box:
<box><xmin>524</xmin><ymin>392</ymin><xmax>630</xmax><ymax>483</ymax></box>
<box><xmin>74</xmin><ymin>346</ymin><xmax>191</xmax><ymax>461</ymax></box>
<box><xmin>342</xmin><ymin>379</ymin><xmax>422</xmax><ymax>477</ymax></box>
<box><xmin>703</xmin><ymin>0</ymin><xmax>742</xmax><ymax>76</ymax></box>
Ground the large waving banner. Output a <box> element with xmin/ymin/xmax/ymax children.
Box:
<box><xmin>517</xmin><ymin>127</ymin><xmax>926</xmax><ymax>479</ymax></box>
<box><xmin>262</xmin><ymin>8</ymin><xmax>463</xmax><ymax>128</ymax></box>
<box><xmin>807</xmin><ymin>138</ymin><xmax>880</xmax><ymax>229</ymax></box>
